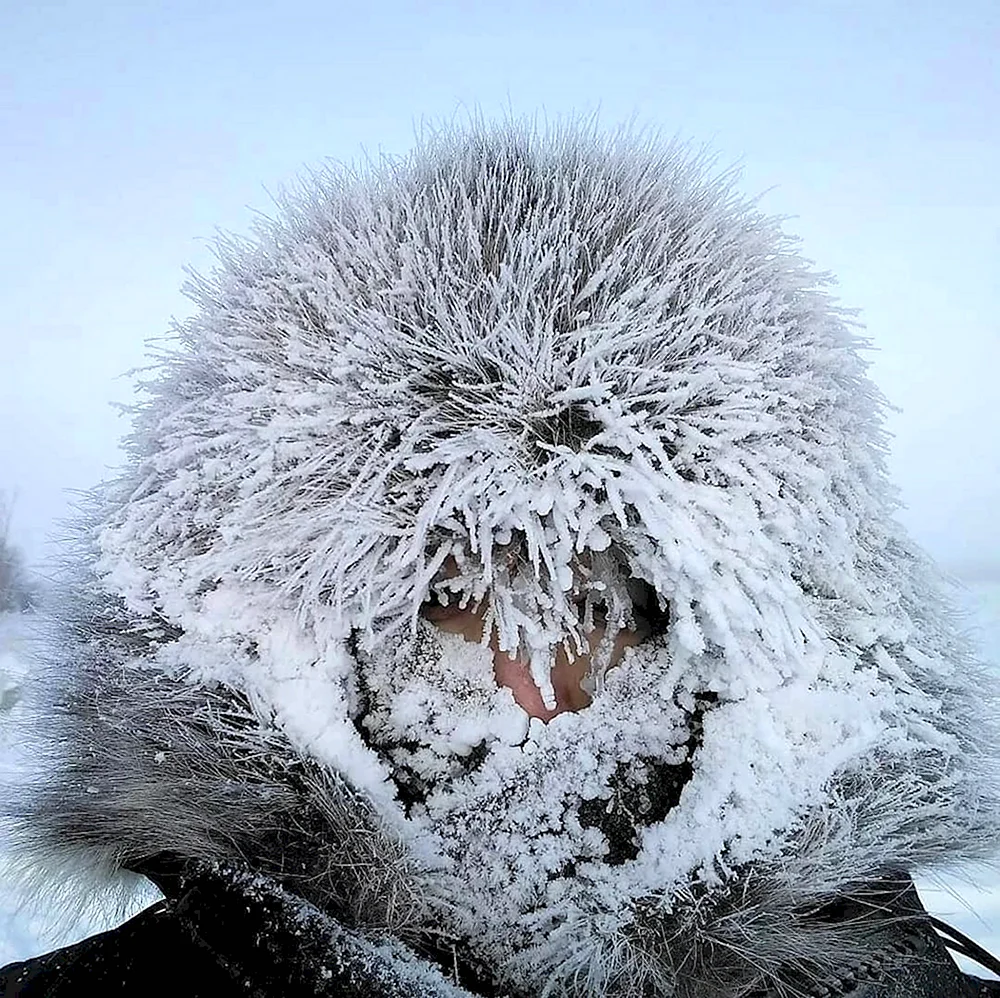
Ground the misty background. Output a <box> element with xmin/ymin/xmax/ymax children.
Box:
<box><xmin>1</xmin><ymin>0</ymin><xmax>997</xmax><ymax>970</ymax></box>
<box><xmin>2</xmin><ymin>0</ymin><xmax>997</xmax><ymax>583</ymax></box>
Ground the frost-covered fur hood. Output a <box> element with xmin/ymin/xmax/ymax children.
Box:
<box><xmin>12</xmin><ymin>120</ymin><xmax>1000</xmax><ymax>997</ymax></box>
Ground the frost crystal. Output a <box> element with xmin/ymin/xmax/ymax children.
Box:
<box><xmin>85</xmin><ymin>120</ymin><xmax>1000</xmax><ymax>995</ymax></box>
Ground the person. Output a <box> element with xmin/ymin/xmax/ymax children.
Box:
<box><xmin>3</xmin><ymin>119</ymin><xmax>1000</xmax><ymax>997</ymax></box>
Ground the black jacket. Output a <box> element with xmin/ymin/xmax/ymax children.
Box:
<box><xmin>3</xmin><ymin>862</ymin><xmax>999</xmax><ymax>998</ymax></box>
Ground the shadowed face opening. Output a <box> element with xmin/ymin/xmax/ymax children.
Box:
<box><xmin>419</xmin><ymin>559</ymin><xmax>663</xmax><ymax>721</ymax></box>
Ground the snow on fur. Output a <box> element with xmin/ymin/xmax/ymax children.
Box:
<box><xmin>11</xmin><ymin>119</ymin><xmax>1000</xmax><ymax>997</ymax></box>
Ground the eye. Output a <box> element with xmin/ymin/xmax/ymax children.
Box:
<box><xmin>570</xmin><ymin>581</ymin><xmax>668</xmax><ymax>640</ymax></box>
<box><xmin>628</xmin><ymin>579</ymin><xmax>670</xmax><ymax>639</ymax></box>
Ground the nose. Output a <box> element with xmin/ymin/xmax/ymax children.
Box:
<box><xmin>491</xmin><ymin>639</ymin><xmax>595</xmax><ymax>721</ymax></box>
<box><xmin>491</xmin><ymin>626</ymin><xmax>644</xmax><ymax>721</ymax></box>
<box><xmin>420</xmin><ymin>598</ymin><xmax>644</xmax><ymax>722</ymax></box>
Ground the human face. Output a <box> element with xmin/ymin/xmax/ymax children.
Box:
<box><xmin>420</xmin><ymin>592</ymin><xmax>647</xmax><ymax>722</ymax></box>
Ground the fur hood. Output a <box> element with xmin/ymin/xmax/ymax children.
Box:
<box><xmin>9</xmin><ymin>119</ymin><xmax>1000</xmax><ymax>997</ymax></box>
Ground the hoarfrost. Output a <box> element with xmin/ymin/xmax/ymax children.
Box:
<box><xmin>61</xmin><ymin>123</ymin><xmax>999</xmax><ymax>990</ymax></box>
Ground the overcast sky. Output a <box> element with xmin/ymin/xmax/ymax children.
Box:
<box><xmin>2</xmin><ymin>0</ymin><xmax>997</xmax><ymax>580</ymax></box>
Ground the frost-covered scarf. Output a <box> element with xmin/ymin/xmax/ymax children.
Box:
<box><xmin>16</xmin><ymin>120</ymin><xmax>1000</xmax><ymax>998</ymax></box>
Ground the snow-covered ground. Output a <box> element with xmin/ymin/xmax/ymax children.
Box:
<box><xmin>2</xmin><ymin>583</ymin><xmax>999</xmax><ymax>972</ymax></box>
<box><xmin>0</xmin><ymin>612</ymin><xmax>36</xmax><ymax>967</ymax></box>
<box><xmin>0</xmin><ymin>614</ymin><xmax>158</xmax><ymax>967</ymax></box>
<box><xmin>911</xmin><ymin>580</ymin><xmax>1000</xmax><ymax>977</ymax></box>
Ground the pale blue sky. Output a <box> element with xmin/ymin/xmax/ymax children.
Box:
<box><xmin>2</xmin><ymin>0</ymin><xmax>997</xmax><ymax>577</ymax></box>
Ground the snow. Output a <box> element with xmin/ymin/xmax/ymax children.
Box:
<box><xmin>0</xmin><ymin>613</ymin><xmax>161</xmax><ymax>966</ymax></box>
<box><xmin>911</xmin><ymin>580</ymin><xmax>1000</xmax><ymax>979</ymax></box>
<box><xmin>363</xmin><ymin>624</ymin><xmax>893</xmax><ymax>966</ymax></box>
<box><xmin>1</xmin><ymin>584</ymin><xmax>998</xmax><ymax>972</ymax></box>
<box><xmin>1</xmin><ymin>132</ymin><xmax>998</xmax><ymax>988</ymax></box>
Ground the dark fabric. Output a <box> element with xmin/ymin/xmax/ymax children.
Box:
<box><xmin>2</xmin><ymin>866</ymin><xmax>997</xmax><ymax>998</ymax></box>
<box><xmin>1</xmin><ymin>863</ymin><xmax>473</xmax><ymax>998</ymax></box>
<box><xmin>0</xmin><ymin>900</ymin><xmax>239</xmax><ymax>997</ymax></box>
<box><xmin>770</xmin><ymin>920</ymin><xmax>982</xmax><ymax>997</ymax></box>
<box><xmin>749</xmin><ymin>878</ymin><xmax>991</xmax><ymax>998</ymax></box>
<box><xmin>158</xmin><ymin>864</ymin><xmax>473</xmax><ymax>998</ymax></box>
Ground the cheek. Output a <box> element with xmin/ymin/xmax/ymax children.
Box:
<box><xmin>492</xmin><ymin>652</ymin><xmax>528</xmax><ymax>697</ymax></box>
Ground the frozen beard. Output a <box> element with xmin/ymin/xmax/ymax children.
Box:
<box><xmin>351</xmin><ymin>616</ymin><xmax>887</xmax><ymax>993</ymax></box>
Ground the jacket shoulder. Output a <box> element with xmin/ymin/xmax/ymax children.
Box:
<box><xmin>0</xmin><ymin>901</ymin><xmax>240</xmax><ymax>997</ymax></box>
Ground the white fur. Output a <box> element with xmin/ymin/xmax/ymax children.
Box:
<box><xmin>7</xmin><ymin>118</ymin><xmax>1000</xmax><ymax>997</ymax></box>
